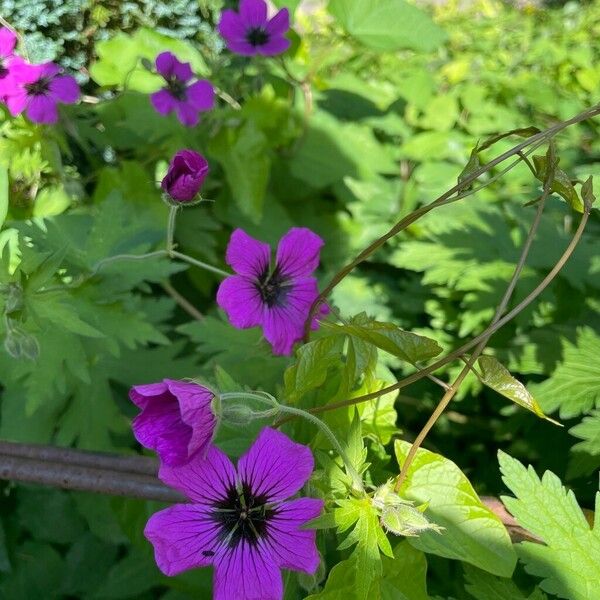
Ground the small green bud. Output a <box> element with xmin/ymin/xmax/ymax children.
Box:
<box><xmin>220</xmin><ymin>403</ymin><xmax>258</xmax><ymax>426</ymax></box>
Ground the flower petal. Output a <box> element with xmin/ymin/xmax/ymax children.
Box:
<box><xmin>159</xmin><ymin>445</ymin><xmax>237</xmax><ymax>504</ymax></box>
<box><xmin>217</xmin><ymin>276</ymin><xmax>264</xmax><ymax>329</ymax></box>
<box><xmin>224</xmin><ymin>39</ymin><xmax>259</xmax><ymax>56</ymax></box>
<box><xmin>26</xmin><ymin>95</ymin><xmax>58</xmax><ymax>124</ymax></box>
<box><xmin>176</xmin><ymin>102</ymin><xmax>200</xmax><ymax>127</ymax></box>
<box><xmin>155</xmin><ymin>51</ymin><xmax>177</xmax><ymax>79</ymax></box>
<box><xmin>237</xmin><ymin>427</ymin><xmax>314</xmax><ymax>503</ymax></box>
<box><xmin>239</xmin><ymin>0</ymin><xmax>268</xmax><ymax>28</ymax></box>
<box><xmin>129</xmin><ymin>381</ymin><xmax>169</xmax><ymax>409</ymax></box>
<box><xmin>145</xmin><ymin>504</ymin><xmax>221</xmax><ymax>576</ymax></box>
<box><xmin>218</xmin><ymin>10</ymin><xmax>247</xmax><ymax>41</ymax></box>
<box><xmin>262</xmin><ymin>276</ymin><xmax>319</xmax><ymax>355</ymax></box>
<box><xmin>214</xmin><ymin>541</ymin><xmax>282</xmax><ymax>600</ymax></box>
<box><xmin>48</xmin><ymin>75</ymin><xmax>79</xmax><ymax>103</ymax></box>
<box><xmin>5</xmin><ymin>89</ymin><xmax>28</xmax><ymax>116</ymax></box>
<box><xmin>266</xmin><ymin>498</ymin><xmax>323</xmax><ymax>573</ymax></box>
<box><xmin>275</xmin><ymin>228</ymin><xmax>324</xmax><ymax>279</ymax></box>
<box><xmin>0</xmin><ymin>27</ymin><xmax>17</xmax><ymax>58</ymax></box>
<box><xmin>265</xmin><ymin>9</ymin><xmax>290</xmax><ymax>36</ymax></box>
<box><xmin>171</xmin><ymin>58</ymin><xmax>193</xmax><ymax>83</ymax></box>
<box><xmin>225</xmin><ymin>229</ymin><xmax>271</xmax><ymax>279</ymax></box>
<box><xmin>165</xmin><ymin>379</ymin><xmax>216</xmax><ymax>457</ymax></box>
<box><xmin>151</xmin><ymin>89</ymin><xmax>177</xmax><ymax>115</ymax></box>
<box><xmin>187</xmin><ymin>79</ymin><xmax>215</xmax><ymax>111</ymax></box>
<box><xmin>257</xmin><ymin>36</ymin><xmax>291</xmax><ymax>56</ymax></box>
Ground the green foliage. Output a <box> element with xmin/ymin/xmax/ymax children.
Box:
<box><xmin>499</xmin><ymin>451</ymin><xmax>600</xmax><ymax>600</ymax></box>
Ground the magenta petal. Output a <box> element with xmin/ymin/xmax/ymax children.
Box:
<box><xmin>224</xmin><ymin>39</ymin><xmax>259</xmax><ymax>56</ymax></box>
<box><xmin>218</xmin><ymin>10</ymin><xmax>247</xmax><ymax>40</ymax></box>
<box><xmin>129</xmin><ymin>381</ymin><xmax>169</xmax><ymax>409</ymax></box>
<box><xmin>145</xmin><ymin>504</ymin><xmax>220</xmax><ymax>576</ymax></box>
<box><xmin>239</xmin><ymin>0</ymin><xmax>268</xmax><ymax>28</ymax></box>
<box><xmin>172</xmin><ymin>59</ymin><xmax>193</xmax><ymax>83</ymax></box>
<box><xmin>238</xmin><ymin>428</ymin><xmax>314</xmax><ymax>503</ymax></box>
<box><xmin>38</xmin><ymin>62</ymin><xmax>61</xmax><ymax>79</ymax></box>
<box><xmin>187</xmin><ymin>79</ymin><xmax>215</xmax><ymax>111</ymax></box>
<box><xmin>6</xmin><ymin>90</ymin><xmax>28</xmax><ymax>116</ymax></box>
<box><xmin>225</xmin><ymin>229</ymin><xmax>271</xmax><ymax>279</ymax></box>
<box><xmin>217</xmin><ymin>276</ymin><xmax>264</xmax><ymax>329</ymax></box>
<box><xmin>214</xmin><ymin>542</ymin><xmax>282</xmax><ymax>600</ymax></box>
<box><xmin>151</xmin><ymin>89</ymin><xmax>177</xmax><ymax>115</ymax></box>
<box><xmin>276</xmin><ymin>227</ymin><xmax>323</xmax><ymax>279</ymax></box>
<box><xmin>48</xmin><ymin>75</ymin><xmax>79</xmax><ymax>103</ymax></box>
<box><xmin>26</xmin><ymin>95</ymin><xmax>58</xmax><ymax>124</ymax></box>
<box><xmin>176</xmin><ymin>102</ymin><xmax>200</xmax><ymax>127</ymax></box>
<box><xmin>155</xmin><ymin>51</ymin><xmax>177</xmax><ymax>78</ymax></box>
<box><xmin>258</xmin><ymin>36</ymin><xmax>291</xmax><ymax>56</ymax></box>
<box><xmin>0</xmin><ymin>28</ymin><xmax>17</xmax><ymax>57</ymax></box>
<box><xmin>265</xmin><ymin>9</ymin><xmax>290</xmax><ymax>36</ymax></box>
<box><xmin>159</xmin><ymin>445</ymin><xmax>237</xmax><ymax>504</ymax></box>
<box><xmin>164</xmin><ymin>379</ymin><xmax>216</xmax><ymax>457</ymax></box>
<box><xmin>266</xmin><ymin>498</ymin><xmax>323</xmax><ymax>573</ymax></box>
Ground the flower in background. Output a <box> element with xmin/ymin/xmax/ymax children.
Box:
<box><xmin>217</xmin><ymin>228</ymin><xmax>327</xmax><ymax>356</ymax></box>
<box><xmin>161</xmin><ymin>149</ymin><xmax>209</xmax><ymax>204</ymax></box>
<box><xmin>145</xmin><ymin>427</ymin><xmax>322</xmax><ymax>600</ymax></box>
<box><xmin>150</xmin><ymin>51</ymin><xmax>215</xmax><ymax>127</ymax></box>
<box><xmin>4</xmin><ymin>61</ymin><xmax>79</xmax><ymax>124</ymax></box>
<box><xmin>0</xmin><ymin>28</ymin><xmax>18</xmax><ymax>98</ymax></box>
<box><xmin>219</xmin><ymin>0</ymin><xmax>290</xmax><ymax>57</ymax></box>
<box><xmin>129</xmin><ymin>379</ymin><xmax>217</xmax><ymax>467</ymax></box>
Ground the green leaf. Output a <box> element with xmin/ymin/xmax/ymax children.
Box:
<box><xmin>463</xmin><ymin>564</ymin><xmax>547</xmax><ymax>600</ymax></box>
<box><xmin>0</xmin><ymin>164</ymin><xmax>8</xmax><ymax>229</ymax></box>
<box><xmin>476</xmin><ymin>355</ymin><xmax>559</xmax><ymax>424</ymax></box>
<box><xmin>395</xmin><ymin>440</ymin><xmax>516</xmax><ymax>577</ymax></box>
<box><xmin>533</xmin><ymin>154</ymin><xmax>584</xmax><ymax>212</ymax></box>
<box><xmin>570</xmin><ymin>410</ymin><xmax>600</xmax><ymax>456</ymax></box>
<box><xmin>328</xmin><ymin>0</ymin><xmax>446</xmax><ymax>52</ymax></box>
<box><xmin>381</xmin><ymin>541</ymin><xmax>430</xmax><ymax>600</ymax></box>
<box><xmin>209</xmin><ymin>121</ymin><xmax>271</xmax><ymax>223</ymax></box>
<box><xmin>306</xmin><ymin>557</ymin><xmax>380</xmax><ymax>599</ymax></box>
<box><xmin>499</xmin><ymin>451</ymin><xmax>600</xmax><ymax>600</ymax></box>
<box><xmin>325</xmin><ymin>313</ymin><xmax>443</xmax><ymax>364</ymax></box>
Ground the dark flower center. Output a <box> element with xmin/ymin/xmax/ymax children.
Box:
<box><xmin>166</xmin><ymin>77</ymin><xmax>188</xmax><ymax>101</ymax></box>
<box><xmin>213</xmin><ymin>482</ymin><xmax>275</xmax><ymax>548</ymax></box>
<box><xmin>246</xmin><ymin>27</ymin><xmax>270</xmax><ymax>47</ymax></box>
<box><xmin>256</xmin><ymin>267</ymin><xmax>288</xmax><ymax>308</ymax></box>
<box><xmin>25</xmin><ymin>77</ymin><xmax>51</xmax><ymax>96</ymax></box>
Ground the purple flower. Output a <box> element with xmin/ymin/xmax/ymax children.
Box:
<box><xmin>161</xmin><ymin>149</ymin><xmax>209</xmax><ymax>203</ymax></box>
<box><xmin>145</xmin><ymin>427</ymin><xmax>323</xmax><ymax>599</ymax></box>
<box><xmin>129</xmin><ymin>379</ymin><xmax>217</xmax><ymax>467</ymax></box>
<box><xmin>219</xmin><ymin>0</ymin><xmax>291</xmax><ymax>57</ymax></box>
<box><xmin>0</xmin><ymin>28</ymin><xmax>18</xmax><ymax>98</ymax></box>
<box><xmin>216</xmin><ymin>228</ymin><xmax>327</xmax><ymax>356</ymax></box>
<box><xmin>4</xmin><ymin>61</ymin><xmax>79</xmax><ymax>124</ymax></box>
<box><xmin>150</xmin><ymin>52</ymin><xmax>215</xmax><ymax>127</ymax></box>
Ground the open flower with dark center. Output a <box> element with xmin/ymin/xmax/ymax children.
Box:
<box><xmin>0</xmin><ymin>28</ymin><xmax>18</xmax><ymax>98</ymax></box>
<box><xmin>4</xmin><ymin>61</ymin><xmax>79</xmax><ymax>124</ymax></box>
<box><xmin>218</xmin><ymin>0</ymin><xmax>291</xmax><ymax>57</ymax></box>
<box><xmin>216</xmin><ymin>228</ymin><xmax>327</xmax><ymax>356</ymax></box>
<box><xmin>145</xmin><ymin>427</ymin><xmax>323</xmax><ymax>600</ymax></box>
<box><xmin>150</xmin><ymin>51</ymin><xmax>215</xmax><ymax>127</ymax></box>
<box><xmin>129</xmin><ymin>379</ymin><xmax>217</xmax><ymax>467</ymax></box>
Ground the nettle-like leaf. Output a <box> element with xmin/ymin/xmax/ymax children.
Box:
<box><xmin>570</xmin><ymin>410</ymin><xmax>600</xmax><ymax>456</ymax></box>
<box><xmin>395</xmin><ymin>441</ymin><xmax>516</xmax><ymax>577</ymax></box>
<box><xmin>463</xmin><ymin>564</ymin><xmax>548</xmax><ymax>600</ymax></box>
<box><xmin>475</xmin><ymin>355</ymin><xmax>559</xmax><ymax>424</ymax></box>
<box><xmin>499</xmin><ymin>451</ymin><xmax>600</xmax><ymax>600</ymax></box>
<box><xmin>533</xmin><ymin>327</ymin><xmax>600</xmax><ymax>418</ymax></box>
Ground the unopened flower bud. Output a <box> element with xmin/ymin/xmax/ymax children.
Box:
<box><xmin>161</xmin><ymin>149</ymin><xmax>209</xmax><ymax>205</ymax></box>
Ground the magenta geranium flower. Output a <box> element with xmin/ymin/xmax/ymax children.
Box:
<box><xmin>150</xmin><ymin>51</ymin><xmax>215</xmax><ymax>127</ymax></box>
<box><xmin>145</xmin><ymin>427</ymin><xmax>323</xmax><ymax>599</ymax></box>
<box><xmin>0</xmin><ymin>27</ymin><xmax>18</xmax><ymax>98</ymax></box>
<box><xmin>216</xmin><ymin>228</ymin><xmax>327</xmax><ymax>356</ymax></box>
<box><xmin>218</xmin><ymin>0</ymin><xmax>291</xmax><ymax>57</ymax></box>
<box><xmin>129</xmin><ymin>379</ymin><xmax>217</xmax><ymax>467</ymax></box>
<box><xmin>4</xmin><ymin>61</ymin><xmax>79</xmax><ymax>124</ymax></box>
<box><xmin>161</xmin><ymin>149</ymin><xmax>209</xmax><ymax>203</ymax></box>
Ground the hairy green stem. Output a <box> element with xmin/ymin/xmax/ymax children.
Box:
<box><xmin>170</xmin><ymin>250</ymin><xmax>230</xmax><ymax>278</ymax></box>
<box><xmin>166</xmin><ymin>206</ymin><xmax>179</xmax><ymax>255</ymax></box>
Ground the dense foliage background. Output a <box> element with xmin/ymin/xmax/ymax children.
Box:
<box><xmin>0</xmin><ymin>0</ymin><xmax>599</xmax><ymax>598</ymax></box>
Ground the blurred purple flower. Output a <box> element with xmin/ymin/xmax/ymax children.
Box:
<box><xmin>150</xmin><ymin>51</ymin><xmax>215</xmax><ymax>127</ymax></box>
<box><xmin>161</xmin><ymin>149</ymin><xmax>209</xmax><ymax>203</ymax></box>
<box><xmin>129</xmin><ymin>379</ymin><xmax>217</xmax><ymax>467</ymax></box>
<box><xmin>216</xmin><ymin>228</ymin><xmax>328</xmax><ymax>356</ymax></box>
<box><xmin>145</xmin><ymin>427</ymin><xmax>323</xmax><ymax>599</ymax></box>
<box><xmin>4</xmin><ymin>61</ymin><xmax>79</xmax><ymax>124</ymax></box>
<box><xmin>219</xmin><ymin>0</ymin><xmax>291</xmax><ymax>57</ymax></box>
<box><xmin>0</xmin><ymin>28</ymin><xmax>18</xmax><ymax>98</ymax></box>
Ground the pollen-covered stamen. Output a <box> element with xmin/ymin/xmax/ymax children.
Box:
<box><xmin>246</xmin><ymin>26</ymin><xmax>270</xmax><ymax>47</ymax></box>
<box><xmin>166</xmin><ymin>77</ymin><xmax>188</xmax><ymax>101</ymax></box>
<box><xmin>213</xmin><ymin>482</ymin><xmax>276</xmax><ymax>548</ymax></box>
<box><xmin>25</xmin><ymin>77</ymin><xmax>52</xmax><ymax>96</ymax></box>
